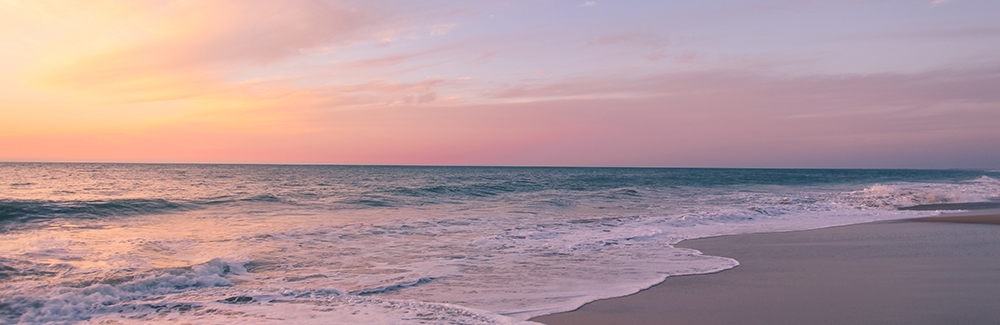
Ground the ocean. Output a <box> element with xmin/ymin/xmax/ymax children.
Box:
<box><xmin>1</xmin><ymin>163</ymin><xmax>998</xmax><ymax>324</ymax></box>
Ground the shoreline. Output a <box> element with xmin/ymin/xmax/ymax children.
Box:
<box><xmin>911</xmin><ymin>210</ymin><xmax>1000</xmax><ymax>225</ymax></box>
<box><xmin>531</xmin><ymin>212</ymin><xmax>1000</xmax><ymax>325</ymax></box>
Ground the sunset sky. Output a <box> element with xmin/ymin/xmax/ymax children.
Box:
<box><xmin>1</xmin><ymin>0</ymin><xmax>998</xmax><ymax>168</ymax></box>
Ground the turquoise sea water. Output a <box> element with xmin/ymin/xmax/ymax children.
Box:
<box><xmin>2</xmin><ymin>164</ymin><xmax>998</xmax><ymax>324</ymax></box>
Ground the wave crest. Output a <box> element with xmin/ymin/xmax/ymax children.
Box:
<box><xmin>0</xmin><ymin>198</ymin><xmax>192</xmax><ymax>223</ymax></box>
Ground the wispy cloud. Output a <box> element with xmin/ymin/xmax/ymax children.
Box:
<box><xmin>591</xmin><ymin>32</ymin><xmax>668</xmax><ymax>47</ymax></box>
<box><xmin>349</xmin><ymin>54</ymin><xmax>414</xmax><ymax>68</ymax></box>
<box><xmin>490</xmin><ymin>68</ymin><xmax>1000</xmax><ymax>106</ymax></box>
<box><xmin>19</xmin><ymin>0</ymin><xmax>375</xmax><ymax>102</ymax></box>
<box><xmin>930</xmin><ymin>0</ymin><xmax>954</xmax><ymax>7</ymax></box>
<box><xmin>581</xmin><ymin>1</ymin><xmax>597</xmax><ymax>7</ymax></box>
<box><xmin>840</xmin><ymin>26</ymin><xmax>1000</xmax><ymax>41</ymax></box>
<box><xmin>589</xmin><ymin>32</ymin><xmax>670</xmax><ymax>61</ymax></box>
<box><xmin>430</xmin><ymin>23</ymin><xmax>458</xmax><ymax>36</ymax></box>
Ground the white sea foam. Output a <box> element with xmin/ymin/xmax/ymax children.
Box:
<box><xmin>842</xmin><ymin>176</ymin><xmax>1000</xmax><ymax>209</ymax></box>
<box><xmin>86</xmin><ymin>295</ymin><xmax>535</xmax><ymax>325</ymax></box>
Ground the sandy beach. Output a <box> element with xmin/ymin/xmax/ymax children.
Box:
<box><xmin>532</xmin><ymin>214</ymin><xmax>1000</xmax><ymax>325</ymax></box>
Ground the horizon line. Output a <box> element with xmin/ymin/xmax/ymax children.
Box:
<box><xmin>0</xmin><ymin>161</ymin><xmax>993</xmax><ymax>171</ymax></box>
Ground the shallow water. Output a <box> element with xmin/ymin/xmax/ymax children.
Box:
<box><xmin>1</xmin><ymin>164</ymin><xmax>998</xmax><ymax>324</ymax></box>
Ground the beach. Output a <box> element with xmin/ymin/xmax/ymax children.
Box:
<box><xmin>3</xmin><ymin>165</ymin><xmax>998</xmax><ymax>323</ymax></box>
<box><xmin>532</xmin><ymin>213</ymin><xmax>1000</xmax><ymax>325</ymax></box>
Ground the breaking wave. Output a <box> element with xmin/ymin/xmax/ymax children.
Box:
<box><xmin>0</xmin><ymin>258</ymin><xmax>246</xmax><ymax>324</ymax></box>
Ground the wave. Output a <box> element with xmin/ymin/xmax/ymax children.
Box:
<box><xmin>0</xmin><ymin>198</ymin><xmax>193</xmax><ymax>223</ymax></box>
<box><xmin>349</xmin><ymin>277</ymin><xmax>439</xmax><ymax>296</ymax></box>
<box><xmin>970</xmin><ymin>175</ymin><xmax>1000</xmax><ymax>185</ymax></box>
<box><xmin>0</xmin><ymin>193</ymin><xmax>302</xmax><ymax>226</ymax></box>
<box><xmin>842</xmin><ymin>176</ymin><xmax>1000</xmax><ymax>209</ymax></box>
<box><xmin>197</xmin><ymin>193</ymin><xmax>287</xmax><ymax>205</ymax></box>
<box><xmin>338</xmin><ymin>198</ymin><xmax>400</xmax><ymax>208</ymax></box>
<box><xmin>84</xmin><ymin>295</ymin><xmax>532</xmax><ymax>325</ymax></box>
<box><xmin>0</xmin><ymin>257</ymin><xmax>74</xmax><ymax>282</ymax></box>
<box><xmin>0</xmin><ymin>258</ymin><xmax>245</xmax><ymax>324</ymax></box>
<box><xmin>1</xmin><ymin>257</ymin><xmax>526</xmax><ymax>325</ymax></box>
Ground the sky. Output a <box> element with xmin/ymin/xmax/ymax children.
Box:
<box><xmin>1</xmin><ymin>0</ymin><xmax>998</xmax><ymax>168</ymax></box>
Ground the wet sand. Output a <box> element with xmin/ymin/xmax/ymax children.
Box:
<box><xmin>913</xmin><ymin>213</ymin><xmax>1000</xmax><ymax>225</ymax></box>
<box><xmin>532</xmin><ymin>214</ymin><xmax>1000</xmax><ymax>325</ymax></box>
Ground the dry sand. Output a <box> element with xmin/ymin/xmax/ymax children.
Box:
<box><xmin>532</xmin><ymin>215</ymin><xmax>1000</xmax><ymax>325</ymax></box>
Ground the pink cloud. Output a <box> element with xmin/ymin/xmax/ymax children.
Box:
<box><xmin>589</xmin><ymin>32</ymin><xmax>671</xmax><ymax>62</ymax></box>
<box><xmin>30</xmin><ymin>0</ymin><xmax>379</xmax><ymax>101</ymax></box>
<box><xmin>489</xmin><ymin>68</ymin><xmax>1000</xmax><ymax>105</ymax></box>
<box><xmin>166</xmin><ymin>0</ymin><xmax>371</xmax><ymax>64</ymax></box>
<box><xmin>930</xmin><ymin>0</ymin><xmax>954</xmax><ymax>7</ymax></box>
<box><xmin>591</xmin><ymin>33</ymin><xmax>668</xmax><ymax>47</ymax></box>
<box><xmin>349</xmin><ymin>54</ymin><xmax>414</xmax><ymax>68</ymax></box>
<box><xmin>430</xmin><ymin>23</ymin><xmax>458</xmax><ymax>36</ymax></box>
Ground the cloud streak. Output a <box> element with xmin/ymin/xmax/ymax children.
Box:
<box><xmin>930</xmin><ymin>0</ymin><xmax>954</xmax><ymax>7</ymax></box>
<box><xmin>22</xmin><ymin>1</ymin><xmax>373</xmax><ymax>99</ymax></box>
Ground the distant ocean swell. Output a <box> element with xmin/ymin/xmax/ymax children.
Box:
<box><xmin>0</xmin><ymin>196</ymin><xmax>282</xmax><ymax>221</ymax></box>
<box><xmin>4</xmin><ymin>174</ymin><xmax>996</xmax><ymax>223</ymax></box>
